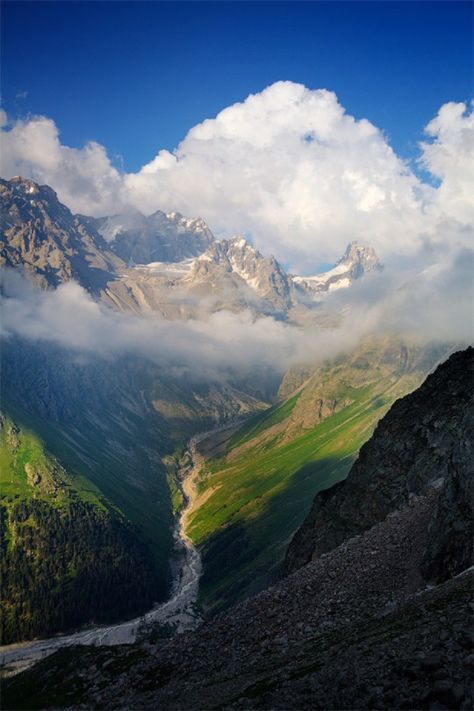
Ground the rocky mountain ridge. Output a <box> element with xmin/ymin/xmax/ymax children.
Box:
<box><xmin>0</xmin><ymin>177</ymin><xmax>124</xmax><ymax>291</ymax></box>
<box><xmin>293</xmin><ymin>240</ymin><xmax>382</xmax><ymax>294</ymax></box>
<box><xmin>1</xmin><ymin>176</ymin><xmax>382</xmax><ymax>317</ymax></box>
<box><xmin>89</xmin><ymin>208</ymin><xmax>215</xmax><ymax>264</ymax></box>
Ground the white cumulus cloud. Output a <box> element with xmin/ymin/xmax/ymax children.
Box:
<box><xmin>1</xmin><ymin>82</ymin><xmax>473</xmax><ymax>271</ymax></box>
<box><xmin>0</xmin><ymin>113</ymin><xmax>125</xmax><ymax>216</ymax></box>
<box><xmin>419</xmin><ymin>100</ymin><xmax>474</xmax><ymax>226</ymax></box>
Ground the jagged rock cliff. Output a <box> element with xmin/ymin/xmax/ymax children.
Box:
<box><xmin>0</xmin><ymin>177</ymin><xmax>123</xmax><ymax>290</ymax></box>
<box><xmin>283</xmin><ymin>346</ymin><xmax>474</xmax><ymax>575</ymax></box>
<box><xmin>292</xmin><ymin>240</ymin><xmax>382</xmax><ymax>294</ymax></box>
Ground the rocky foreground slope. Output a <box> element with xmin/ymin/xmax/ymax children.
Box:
<box><xmin>284</xmin><ymin>346</ymin><xmax>474</xmax><ymax>578</ymax></box>
<box><xmin>5</xmin><ymin>347</ymin><xmax>473</xmax><ymax>710</ymax></box>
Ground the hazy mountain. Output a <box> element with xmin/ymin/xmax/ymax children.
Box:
<box><xmin>87</xmin><ymin>208</ymin><xmax>215</xmax><ymax>264</ymax></box>
<box><xmin>1</xmin><ymin>177</ymin><xmax>382</xmax><ymax>321</ymax></box>
<box><xmin>189</xmin><ymin>236</ymin><xmax>295</xmax><ymax>309</ymax></box>
<box><xmin>101</xmin><ymin>235</ymin><xmax>297</xmax><ymax>317</ymax></box>
<box><xmin>104</xmin><ymin>236</ymin><xmax>383</xmax><ymax>318</ymax></box>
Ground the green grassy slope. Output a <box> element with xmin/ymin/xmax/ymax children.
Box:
<box><xmin>0</xmin><ymin>413</ymin><xmax>161</xmax><ymax>643</ymax></box>
<box><xmin>0</xmin><ymin>336</ymin><xmax>272</xmax><ymax>642</ymax></box>
<box><xmin>2</xmin><ymin>339</ymin><xmax>272</xmax><ymax>567</ymax></box>
<box><xmin>188</xmin><ymin>337</ymin><xmax>453</xmax><ymax>613</ymax></box>
<box><xmin>1</xmin><ymin>349</ymin><xmax>175</xmax><ymax>581</ymax></box>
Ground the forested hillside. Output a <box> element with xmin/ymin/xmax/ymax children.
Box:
<box><xmin>0</xmin><ymin>334</ymin><xmax>271</xmax><ymax>643</ymax></box>
<box><xmin>0</xmin><ymin>414</ymin><xmax>160</xmax><ymax>644</ymax></box>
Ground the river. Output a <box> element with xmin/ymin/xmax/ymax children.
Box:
<box><xmin>0</xmin><ymin>429</ymin><xmax>218</xmax><ymax>676</ymax></box>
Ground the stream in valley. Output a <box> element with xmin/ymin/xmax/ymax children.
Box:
<box><xmin>0</xmin><ymin>429</ymin><xmax>222</xmax><ymax>675</ymax></box>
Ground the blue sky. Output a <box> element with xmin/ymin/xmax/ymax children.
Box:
<box><xmin>2</xmin><ymin>1</ymin><xmax>472</xmax><ymax>172</ymax></box>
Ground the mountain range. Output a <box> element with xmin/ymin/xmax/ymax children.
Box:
<box><xmin>0</xmin><ymin>174</ymin><xmax>471</xmax><ymax>711</ymax></box>
<box><xmin>1</xmin><ymin>176</ymin><xmax>382</xmax><ymax>318</ymax></box>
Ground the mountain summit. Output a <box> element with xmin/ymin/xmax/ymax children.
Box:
<box><xmin>0</xmin><ymin>176</ymin><xmax>123</xmax><ymax>290</ymax></box>
<box><xmin>92</xmin><ymin>209</ymin><xmax>215</xmax><ymax>264</ymax></box>
<box><xmin>190</xmin><ymin>236</ymin><xmax>293</xmax><ymax>310</ymax></box>
<box><xmin>293</xmin><ymin>241</ymin><xmax>382</xmax><ymax>295</ymax></box>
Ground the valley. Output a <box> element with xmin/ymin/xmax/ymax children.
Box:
<box><xmin>187</xmin><ymin>337</ymin><xmax>454</xmax><ymax>613</ymax></box>
<box><xmin>0</xmin><ymin>175</ymin><xmax>472</xmax><ymax>710</ymax></box>
<box><xmin>0</xmin><ymin>426</ymin><xmax>206</xmax><ymax>673</ymax></box>
<box><xmin>4</xmin><ymin>347</ymin><xmax>472</xmax><ymax>710</ymax></box>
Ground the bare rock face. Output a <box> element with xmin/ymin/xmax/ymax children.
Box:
<box><xmin>92</xmin><ymin>209</ymin><xmax>215</xmax><ymax>264</ymax></box>
<box><xmin>187</xmin><ymin>236</ymin><xmax>295</xmax><ymax>312</ymax></box>
<box><xmin>0</xmin><ymin>177</ymin><xmax>124</xmax><ymax>290</ymax></box>
<box><xmin>283</xmin><ymin>347</ymin><xmax>474</xmax><ymax>576</ymax></box>
<box><xmin>24</xmin><ymin>462</ymin><xmax>42</xmax><ymax>486</ymax></box>
<box><xmin>422</xmin><ymin>421</ymin><xmax>474</xmax><ymax>582</ymax></box>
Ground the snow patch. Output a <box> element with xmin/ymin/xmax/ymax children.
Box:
<box><xmin>131</xmin><ymin>259</ymin><xmax>196</xmax><ymax>276</ymax></box>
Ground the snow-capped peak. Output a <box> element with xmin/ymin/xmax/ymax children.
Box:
<box><xmin>293</xmin><ymin>242</ymin><xmax>382</xmax><ymax>295</ymax></box>
<box><xmin>336</xmin><ymin>241</ymin><xmax>381</xmax><ymax>277</ymax></box>
<box><xmin>95</xmin><ymin>208</ymin><xmax>215</xmax><ymax>263</ymax></box>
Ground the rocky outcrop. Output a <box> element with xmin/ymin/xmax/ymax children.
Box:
<box><xmin>102</xmin><ymin>234</ymin><xmax>298</xmax><ymax>317</ymax></box>
<box><xmin>0</xmin><ymin>177</ymin><xmax>124</xmax><ymax>290</ymax></box>
<box><xmin>283</xmin><ymin>346</ymin><xmax>474</xmax><ymax>575</ymax></box>
<box><xmin>422</xmin><ymin>433</ymin><xmax>474</xmax><ymax>583</ymax></box>
<box><xmin>188</xmin><ymin>236</ymin><xmax>295</xmax><ymax>312</ymax></box>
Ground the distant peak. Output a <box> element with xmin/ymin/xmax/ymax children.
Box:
<box><xmin>339</xmin><ymin>241</ymin><xmax>378</xmax><ymax>260</ymax></box>
<box><xmin>6</xmin><ymin>175</ymin><xmax>60</xmax><ymax>203</ymax></box>
<box><xmin>9</xmin><ymin>176</ymin><xmax>40</xmax><ymax>193</ymax></box>
<box><xmin>228</xmin><ymin>235</ymin><xmax>254</xmax><ymax>251</ymax></box>
<box><xmin>293</xmin><ymin>242</ymin><xmax>382</xmax><ymax>295</ymax></box>
<box><xmin>337</xmin><ymin>242</ymin><xmax>382</xmax><ymax>273</ymax></box>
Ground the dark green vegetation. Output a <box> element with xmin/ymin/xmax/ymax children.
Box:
<box><xmin>188</xmin><ymin>338</ymin><xmax>453</xmax><ymax>613</ymax></box>
<box><xmin>2</xmin><ymin>338</ymin><xmax>177</xmax><ymax>582</ymax></box>
<box><xmin>0</xmin><ymin>335</ymin><xmax>270</xmax><ymax>643</ymax></box>
<box><xmin>0</xmin><ymin>339</ymin><xmax>184</xmax><ymax>643</ymax></box>
<box><xmin>0</xmin><ymin>414</ymin><xmax>160</xmax><ymax>644</ymax></box>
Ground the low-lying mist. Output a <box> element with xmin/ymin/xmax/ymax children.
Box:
<box><xmin>2</xmin><ymin>242</ymin><xmax>473</xmax><ymax>381</ymax></box>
